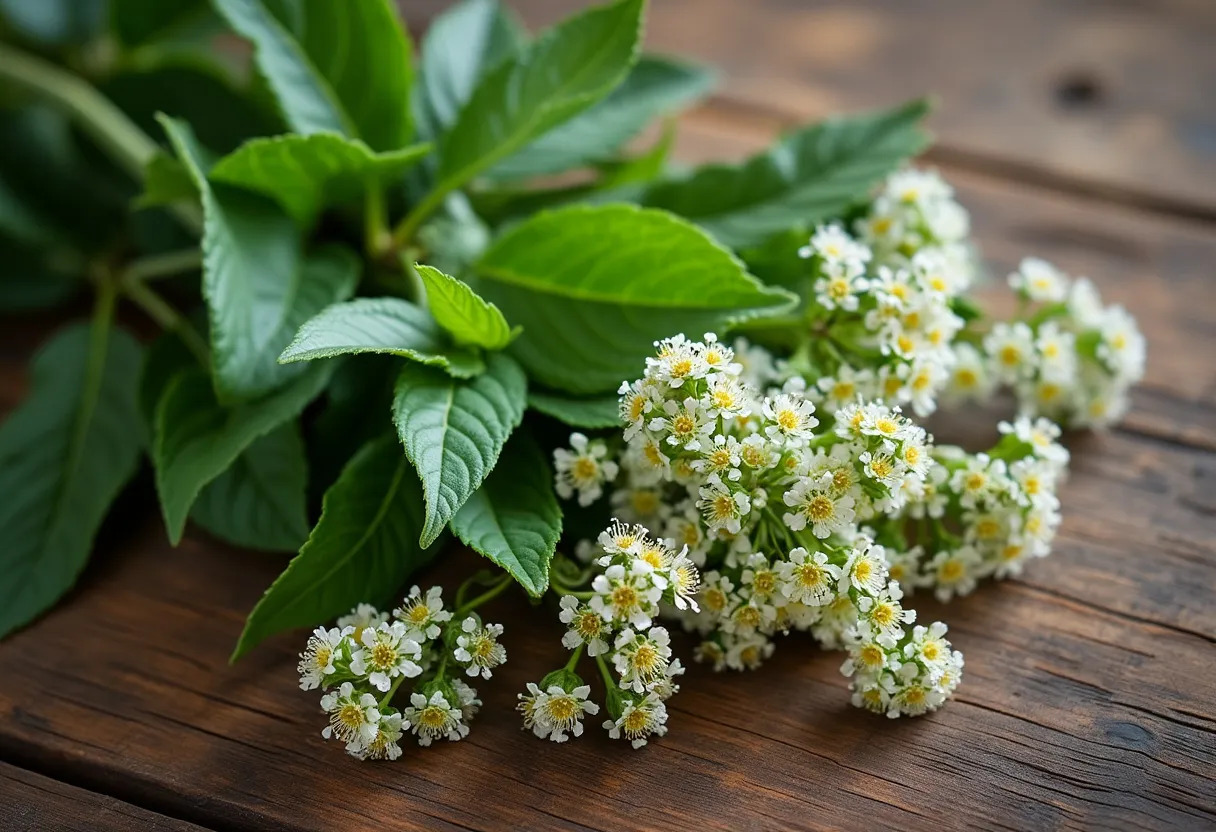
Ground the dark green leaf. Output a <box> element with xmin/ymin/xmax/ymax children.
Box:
<box><xmin>393</xmin><ymin>353</ymin><xmax>527</xmax><ymax>547</ymax></box>
<box><xmin>415</xmin><ymin>263</ymin><xmax>517</xmax><ymax>350</ymax></box>
<box><xmin>280</xmin><ymin>296</ymin><xmax>484</xmax><ymax>378</ymax></box>
<box><xmin>152</xmin><ymin>362</ymin><xmax>332</xmax><ymax>544</ymax></box>
<box><xmin>209</xmin><ymin>133</ymin><xmax>430</xmax><ymax>227</ymax></box>
<box><xmin>476</xmin><ymin>203</ymin><xmax>795</xmax><ymax>394</ymax></box>
<box><xmin>190</xmin><ymin>422</ymin><xmax>310</xmax><ymax>552</ymax></box>
<box><xmin>528</xmin><ymin>389</ymin><xmax>621</xmax><ymax>428</ymax></box>
<box><xmin>490</xmin><ymin>55</ymin><xmax>713</xmax><ymax>180</ymax></box>
<box><xmin>160</xmin><ymin>116</ymin><xmax>360</xmax><ymax>400</ymax></box>
<box><xmin>137</xmin><ymin>152</ymin><xmax>198</xmax><ymax>209</ymax></box>
<box><xmin>434</xmin><ymin>0</ymin><xmax>643</xmax><ymax>196</ymax></box>
<box><xmin>452</xmin><ymin>430</ymin><xmax>560</xmax><ymax>596</ymax></box>
<box><xmin>0</xmin><ymin>0</ymin><xmax>105</xmax><ymax>44</ymax></box>
<box><xmin>308</xmin><ymin>354</ymin><xmax>398</xmax><ymax>501</ymax></box>
<box><xmin>0</xmin><ymin>323</ymin><xmax>144</xmax><ymax>638</ymax></box>
<box><xmin>111</xmin><ymin>0</ymin><xmax>208</xmax><ymax>47</ymax></box>
<box><xmin>642</xmin><ymin>99</ymin><xmax>931</xmax><ymax>248</ymax></box>
<box><xmin>233</xmin><ymin>433</ymin><xmax>437</xmax><ymax>659</ymax></box>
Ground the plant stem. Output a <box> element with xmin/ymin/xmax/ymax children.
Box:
<box><xmin>0</xmin><ymin>45</ymin><xmax>157</xmax><ymax>182</ymax></box>
<box><xmin>454</xmin><ymin>574</ymin><xmax>513</xmax><ymax>617</ymax></box>
<box><xmin>390</xmin><ymin>185</ymin><xmax>447</xmax><ymax>252</ymax></box>
<box><xmin>123</xmin><ymin>249</ymin><xmax>203</xmax><ymax>283</ymax></box>
<box><xmin>565</xmin><ymin>644</ymin><xmax>584</xmax><ymax>672</ymax></box>
<box><xmin>364</xmin><ymin>185</ymin><xmax>388</xmax><ymax>258</ymax></box>
<box><xmin>379</xmin><ymin>673</ymin><xmax>408</xmax><ymax>708</ymax></box>
<box><xmin>594</xmin><ymin>653</ymin><xmax>616</xmax><ymax>688</ymax></box>
<box><xmin>121</xmin><ymin>276</ymin><xmax>209</xmax><ymax>365</ymax></box>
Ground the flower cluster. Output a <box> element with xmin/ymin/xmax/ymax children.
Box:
<box><xmin>521</xmin><ymin>523</ymin><xmax>697</xmax><ymax>748</ymax></box>
<box><xmin>948</xmin><ymin>257</ymin><xmax>1146</xmax><ymax>428</ymax></box>
<box><xmin>553</xmin><ymin>334</ymin><xmax>963</xmax><ymax>720</ymax></box>
<box><xmin>791</xmin><ymin>169</ymin><xmax>976</xmax><ymax>418</ymax></box>
<box><xmin>297</xmin><ymin>586</ymin><xmax>506</xmax><ymax>760</ymax></box>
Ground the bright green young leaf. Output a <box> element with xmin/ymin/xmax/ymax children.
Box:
<box><xmin>528</xmin><ymin>389</ymin><xmax>621</xmax><ymax>428</ymax></box>
<box><xmin>233</xmin><ymin>433</ymin><xmax>437</xmax><ymax>659</ymax></box>
<box><xmin>160</xmin><ymin>116</ymin><xmax>360</xmax><ymax>400</ymax></box>
<box><xmin>213</xmin><ymin>0</ymin><xmax>414</xmax><ymax>150</ymax></box>
<box><xmin>414</xmin><ymin>0</ymin><xmax>525</xmax><ymax>136</ymax></box>
<box><xmin>209</xmin><ymin>133</ymin><xmax>431</xmax><ymax>227</ymax></box>
<box><xmin>490</xmin><ymin>55</ymin><xmax>713</xmax><ymax>180</ymax></box>
<box><xmin>153</xmin><ymin>362</ymin><xmax>332</xmax><ymax>544</ymax></box>
<box><xmin>476</xmin><ymin>204</ymin><xmax>795</xmax><ymax>394</ymax></box>
<box><xmin>642</xmin><ymin>99</ymin><xmax>931</xmax><ymax>249</ymax></box>
<box><xmin>190</xmin><ymin>422</ymin><xmax>310</xmax><ymax>552</ymax></box>
<box><xmin>452</xmin><ymin>431</ymin><xmax>560</xmax><ymax>597</ymax></box>
<box><xmin>415</xmin><ymin>263</ymin><xmax>517</xmax><ymax>350</ymax></box>
<box><xmin>279</xmin><ymin>296</ymin><xmax>484</xmax><ymax>378</ymax></box>
<box><xmin>0</xmin><ymin>323</ymin><xmax>144</xmax><ymax>638</ymax></box>
<box><xmin>111</xmin><ymin>0</ymin><xmax>208</xmax><ymax>48</ymax></box>
<box><xmin>393</xmin><ymin>353</ymin><xmax>527</xmax><ymax>547</ymax></box>
<box><xmin>433</xmin><ymin>0</ymin><xmax>644</xmax><ymax>199</ymax></box>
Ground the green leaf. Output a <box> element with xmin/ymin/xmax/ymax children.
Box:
<box><xmin>414</xmin><ymin>0</ymin><xmax>525</xmax><ymax>136</ymax></box>
<box><xmin>153</xmin><ymin>362</ymin><xmax>332</xmax><ymax>544</ymax></box>
<box><xmin>490</xmin><ymin>55</ymin><xmax>713</xmax><ymax>180</ymax></box>
<box><xmin>190</xmin><ymin>422</ymin><xmax>310</xmax><ymax>552</ymax></box>
<box><xmin>213</xmin><ymin>0</ymin><xmax>414</xmax><ymax>150</ymax></box>
<box><xmin>279</xmin><ymin>296</ymin><xmax>484</xmax><ymax>378</ymax></box>
<box><xmin>209</xmin><ymin>133</ymin><xmax>430</xmax><ymax>227</ymax></box>
<box><xmin>233</xmin><ymin>433</ymin><xmax>437</xmax><ymax>659</ymax></box>
<box><xmin>0</xmin><ymin>322</ymin><xmax>144</xmax><ymax>638</ymax></box>
<box><xmin>476</xmin><ymin>203</ymin><xmax>795</xmax><ymax>394</ymax></box>
<box><xmin>415</xmin><ymin>263</ymin><xmax>517</xmax><ymax>350</ymax></box>
<box><xmin>393</xmin><ymin>353</ymin><xmax>527</xmax><ymax>547</ymax></box>
<box><xmin>137</xmin><ymin>152</ymin><xmax>198</xmax><ymax>209</ymax></box>
<box><xmin>160</xmin><ymin>116</ymin><xmax>360</xmax><ymax>400</ymax></box>
<box><xmin>528</xmin><ymin>389</ymin><xmax>621</xmax><ymax>428</ymax></box>
<box><xmin>111</xmin><ymin>0</ymin><xmax>208</xmax><ymax>47</ymax></box>
<box><xmin>433</xmin><ymin>0</ymin><xmax>644</xmax><ymax>197</ymax></box>
<box><xmin>641</xmin><ymin>99</ymin><xmax>930</xmax><ymax>249</ymax></box>
<box><xmin>451</xmin><ymin>431</ymin><xmax>560</xmax><ymax>596</ymax></box>
<box><xmin>0</xmin><ymin>0</ymin><xmax>105</xmax><ymax>45</ymax></box>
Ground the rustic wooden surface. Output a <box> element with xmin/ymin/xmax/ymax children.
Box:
<box><xmin>3</xmin><ymin>2</ymin><xmax>1216</xmax><ymax>830</ymax></box>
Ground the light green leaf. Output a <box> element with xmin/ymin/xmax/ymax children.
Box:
<box><xmin>433</xmin><ymin>0</ymin><xmax>643</xmax><ymax>197</ymax></box>
<box><xmin>490</xmin><ymin>55</ymin><xmax>713</xmax><ymax>180</ymax></box>
<box><xmin>153</xmin><ymin>362</ymin><xmax>332</xmax><ymax>544</ymax></box>
<box><xmin>279</xmin><ymin>296</ymin><xmax>484</xmax><ymax>378</ymax></box>
<box><xmin>209</xmin><ymin>133</ymin><xmax>430</xmax><ymax>227</ymax></box>
<box><xmin>0</xmin><ymin>323</ymin><xmax>144</xmax><ymax>638</ymax></box>
<box><xmin>415</xmin><ymin>263</ymin><xmax>517</xmax><ymax>350</ymax></box>
<box><xmin>213</xmin><ymin>0</ymin><xmax>414</xmax><ymax>150</ymax></box>
<box><xmin>528</xmin><ymin>389</ymin><xmax>621</xmax><ymax>428</ymax></box>
<box><xmin>642</xmin><ymin>99</ymin><xmax>931</xmax><ymax>248</ymax></box>
<box><xmin>476</xmin><ymin>204</ymin><xmax>795</xmax><ymax>394</ymax></box>
<box><xmin>393</xmin><ymin>353</ymin><xmax>527</xmax><ymax>547</ymax></box>
<box><xmin>190</xmin><ymin>422</ymin><xmax>310</xmax><ymax>552</ymax></box>
<box><xmin>159</xmin><ymin>116</ymin><xmax>360</xmax><ymax>400</ymax></box>
<box><xmin>414</xmin><ymin>0</ymin><xmax>525</xmax><ymax>136</ymax></box>
<box><xmin>233</xmin><ymin>433</ymin><xmax>437</xmax><ymax>659</ymax></box>
<box><xmin>452</xmin><ymin>431</ymin><xmax>560</xmax><ymax>596</ymax></box>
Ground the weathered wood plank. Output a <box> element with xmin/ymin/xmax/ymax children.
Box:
<box><xmin>406</xmin><ymin>0</ymin><xmax>1216</xmax><ymax>214</ymax></box>
<box><xmin>0</xmin><ymin>761</ymin><xmax>212</xmax><ymax>832</ymax></box>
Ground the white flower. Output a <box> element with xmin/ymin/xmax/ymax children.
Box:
<box><xmin>814</xmin><ymin>265</ymin><xmax>865</xmax><ymax>312</ymax></box>
<box><xmin>349</xmin><ymin>622</ymin><xmax>423</xmax><ymax>692</ymax></box>
<box><xmin>356</xmin><ymin>712</ymin><xmax>405</xmax><ymax>761</ymax></box>
<box><xmin>559</xmin><ymin>595</ymin><xmax>610</xmax><ymax>656</ymax></box>
<box><xmin>453</xmin><ymin>616</ymin><xmax>507</xmax><ymax>679</ymax></box>
<box><xmin>403</xmin><ymin>690</ymin><xmax>466</xmax><ymax>746</ymax></box>
<box><xmin>554</xmin><ymin>433</ymin><xmax>618</xmax><ymax>507</ymax></box>
<box><xmin>649</xmin><ymin>333</ymin><xmax>707</xmax><ymax>387</ymax></box>
<box><xmin>842</xmin><ymin>544</ymin><xmax>890</xmax><ymax>596</ymax></box>
<box><xmin>800</xmin><ymin>223</ymin><xmax>871</xmax><ymax>266</ymax></box>
<box><xmin>590</xmin><ymin>562</ymin><xmax>662</xmax><ymax>629</ymax></box>
<box><xmin>1097</xmin><ymin>305</ymin><xmax>1146</xmax><ymax>382</ymax></box>
<box><xmin>857</xmin><ymin>589</ymin><xmax>916</xmax><ymax>648</ymax></box>
<box><xmin>530</xmin><ymin>684</ymin><xmax>600</xmax><ymax>742</ymax></box>
<box><xmin>336</xmin><ymin>603</ymin><xmax>388</xmax><ymax>641</ymax></box>
<box><xmin>298</xmin><ymin>626</ymin><xmax>344</xmax><ymax>691</ymax></box>
<box><xmin>985</xmin><ymin>321</ymin><xmax>1035</xmax><ymax>384</ymax></box>
<box><xmin>703</xmin><ymin>372</ymin><xmax>749</xmax><ymax>418</ymax></box>
<box><xmin>1009</xmin><ymin>257</ymin><xmax>1068</xmax><ymax>302</ymax></box>
<box><xmin>613</xmin><ymin>627</ymin><xmax>673</xmax><ymax>693</ymax></box>
<box><xmin>816</xmin><ymin>365</ymin><xmax>873</xmax><ymax>411</ymax></box>
<box><xmin>777</xmin><ymin>548</ymin><xmax>841</xmax><ymax>606</ymax></box>
<box><xmin>696</xmin><ymin>476</ymin><xmax>751</xmax><ymax>535</ymax></box>
<box><xmin>927</xmin><ymin>547</ymin><xmax>981</xmax><ymax>601</ymax></box>
<box><xmin>698</xmin><ymin>332</ymin><xmax>743</xmax><ymax>376</ymax></box>
<box><xmin>666</xmin><ymin>546</ymin><xmax>701</xmax><ymax>612</ymax></box>
<box><xmin>320</xmin><ymin>682</ymin><xmax>381</xmax><ymax>749</ymax></box>
<box><xmin>904</xmin><ymin>621</ymin><xmax>952</xmax><ymax>671</ymax></box>
<box><xmin>618</xmin><ymin>378</ymin><xmax>659</xmax><ymax>441</ymax></box>
<box><xmin>762</xmin><ymin>393</ymin><xmax>819</xmax><ymax>446</ymax></box>
<box><xmin>692</xmin><ymin>434</ymin><xmax>743</xmax><ymax>481</ymax></box>
<box><xmin>392</xmin><ymin>585</ymin><xmax>452</xmax><ymax>640</ymax></box>
<box><xmin>841</xmin><ymin>637</ymin><xmax>899</xmax><ymax>678</ymax></box>
<box><xmin>782</xmin><ymin>477</ymin><xmax>856</xmax><ymax>539</ymax></box>
<box><xmin>604</xmin><ymin>693</ymin><xmax>668</xmax><ymax>749</ymax></box>
<box><xmin>650</xmin><ymin>396</ymin><xmax>715</xmax><ymax>451</ymax></box>
<box><xmin>724</xmin><ymin>632</ymin><xmax>775</xmax><ymax>671</ymax></box>
<box><xmin>947</xmin><ymin>342</ymin><xmax>995</xmax><ymax>403</ymax></box>
<box><xmin>451</xmin><ymin>678</ymin><xmax>481</xmax><ymax>722</ymax></box>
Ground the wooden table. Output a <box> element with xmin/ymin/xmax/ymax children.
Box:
<box><xmin>3</xmin><ymin>2</ymin><xmax>1214</xmax><ymax>829</ymax></box>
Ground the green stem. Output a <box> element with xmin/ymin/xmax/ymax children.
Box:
<box><xmin>549</xmin><ymin>576</ymin><xmax>594</xmax><ymax>600</ymax></box>
<box><xmin>594</xmin><ymin>652</ymin><xmax>616</xmax><ymax>688</ymax></box>
<box><xmin>564</xmin><ymin>644</ymin><xmax>584</xmax><ymax>672</ymax></box>
<box><xmin>390</xmin><ymin>185</ymin><xmax>447</xmax><ymax>251</ymax></box>
<box><xmin>378</xmin><ymin>673</ymin><xmax>408</xmax><ymax>709</ymax></box>
<box><xmin>123</xmin><ymin>249</ymin><xmax>203</xmax><ymax>283</ymax></box>
<box><xmin>364</xmin><ymin>185</ymin><xmax>388</xmax><ymax>258</ymax></box>
<box><xmin>0</xmin><ymin>45</ymin><xmax>157</xmax><ymax>181</ymax></box>
<box><xmin>454</xmin><ymin>573</ymin><xmax>513</xmax><ymax>618</ymax></box>
<box><xmin>121</xmin><ymin>277</ymin><xmax>209</xmax><ymax>365</ymax></box>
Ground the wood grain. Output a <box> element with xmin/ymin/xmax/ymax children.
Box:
<box><xmin>1</xmin><ymin>761</ymin><xmax>211</xmax><ymax>832</ymax></box>
<box><xmin>405</xmin><ymin>0</ymin><xmax>1216</xmax><ymax>214</ymax></box>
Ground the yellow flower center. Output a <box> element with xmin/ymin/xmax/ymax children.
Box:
<box><xmin>673</xmin><ymin>415</ymin><xmax>695</xmax><ymax>436</ymax></box>
<box><xmin>796</xmin><ymin>562</ymin><xmax>826</xmax><ymax>588</ymax></box>
<box><xmin>338</xmin><ymin>704</ymin><xmax>364</xmax><ymax>729</ymax></box>
<box><xmin>573</xmin><ymin>457</ymin><xmax>598</xmax><ymax>481</ymax></box>
<box><xmin>734</xmin><ymin>606</ymin><xmax>762</xmax><ymax>628</ymax></box>
<box><xmin>612</xmin><ymin>585</ymin><xmax>639</xmax><ymax>610</ymax></box>
<box><xmin>418</xmin><ymin>706</ymin><xmax>449</xmax><ymax>730</ymax></box>
<box><xmin>904</xmin><ymin>446</ymin><xmax>921</xmax><ymax>465</ymax></box>
<box><xmin>853</xmin><ymin>559</ymin><xmax>873</xmax><ymax>583</ymax></box>
<box><xmin>776</xmin><ymin>409</ymin><xmax>800</xmax><ymax>431</ymax></box>
<box><xmin>753</xmin><ymin>571</ymin><xmax>777</xmax><ymax>594</ymax></box>
<box><xmin>623</xmin><ymin>709</ymin><xmax>649</xmax><ymax>733</ymax></box>
<box><xmin>922</xmin><ymin>642</ymin><xmax>941</xmax><ymax>662</ymax></box>
<box><xmin>628</xmin><ymin>396</ymin><xmax>647</xmax><ymax>421</ymax></box>
<box><xmin>870</xmin><ymin>603</ymin><xmax>896</xmax><ymax>627</ymax></box>
<box><xmin>875</xmin><ymin>417</ymin><xmax>899</xmax><ymax>435</ymax></box>
<box><xmin>631</xmin><ymin>491</ymin><xmax>659</xmax><ymax>516</ymax></box>
<box><xmin>832</xmin><ymin>381</ymin><xmax>855</xmax><ymax>400</ymax></box>
<box><xmin>860</xmin><ymin>644</ymin><xmax>885</xmax><ymax>667</ymax></box>
<box><xmin>939</xmin><ymin>560</ymin><xmax>964</xmax><ymax>581</ymax></box>
<box><xmin>371</xmin><ymin>642</ymin><xmax>396</xmax><ymax>668</ymax></box>
<box><xmin>712</xmin><ymin>389</ymin><xmax>737</xmax><ymax>409</ymax></box>
<box><xmin>964</xmin><ymin>472</ymin><xmax>986</xmax><ymax>492</ymax></box>
<box><xmin>632</xmin><ymin>644</ymin><xmax>660</xmax><ymax>673</ymax></box>
<box><xmin>807</xmin><ymin>495</ymin><xmax>835</xmax><ymax>522</ymax></box>
<box><xmin>315</xmin><ymin>645</ymin><xmax>332</xmax><ymax>667</ymax></box>
<box><xmin>703</xmin><ymin>588</ymin><xmax>727</xmax><ymax>612</ymax></box>
<box><xmin>671</xmin><ymin>358</ymin><xmax>693</xmax><ymax>378</ymax></box>
<box><xmin>955</xmin><ymin>368</ymin><xmax>978</xmax><ymax>388</ymax></box>
<box><xmin>712</xmin><ymin>494</ymin><xmax>736</xmax><ymax>520</ymax></box>
<box><xmin>999</xmin><ymin>345</ymin><xmax>1022</xmax><ymax>366</ymax></box>
<box><xmin>576</xmin><ymin>611</ymin><xmax>602</xmax><ymax>638</ymax></box>
<box><xmin>548</xmin><ymin>697</ymin><xmax>578</xmax><ymax>721</ymax></box>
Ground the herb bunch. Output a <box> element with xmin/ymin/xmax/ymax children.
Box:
<box><xmin>0</xmin><ymin>0</ymin><xmax>1143</xmax><ymax>758</ymax></box>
